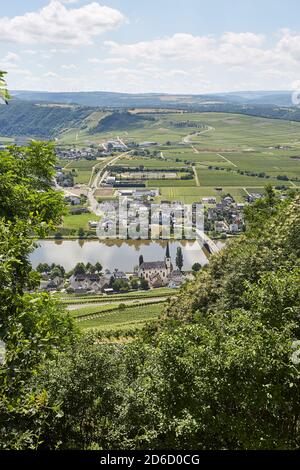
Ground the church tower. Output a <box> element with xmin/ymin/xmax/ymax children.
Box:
<box><xmin>165</xmin><ymin>242</ymin><xmax>172</xmax><ymax>274</ymax></box>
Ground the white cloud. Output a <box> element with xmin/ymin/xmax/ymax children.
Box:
<box><xmin>88</xmin><ymin>57</ymin><xmax>129</xmax><ymax>65</ymax></box>
<box><xmin>3</xmin><ymin>52</ymin><xmax>20</xmax><ymax>63</ymax></box>
<box><xmin>105</xmin><ymin>33</ymin><xmax>215</xmax><ymax>61</ymax></box>
<box><xmin>44</xmin><ymin>71</ymin><xmax>59</xmax><ymax>78</ymax></box>
<box><xmin>61</xmin><ymin>63</ymin><xmax>77</xmax><ymax>70</ymax></box>
<box><xmin>0</xmin><ymin>1</ymin><xmax>125</xmax><ymax>46</ymax></box>
<box><xmin>0</xmin><ymin>52</ymin><xmax>21</xmax><ymax>71</ymax></box>
<box><xmin>88</xmin><ymin>58</ymin><xmax>102</xmax><ymax>64</ymax></box>
<box><xmin>221</xmin><ymin>32</ymin><xmax>265</xmax><ymax>47</ymax></box>
<box><xmin>276</xmin><ymin>30</ymin><xmax>300</xmax><ymax>61</ymax></box>
<box><xmin>104</xmin><ymin>30</ymin><xmax>300</xmax><ymax>70</ymax></box>
<box><xmin>101</xmin><ymin>57</ymin><xmax>129</xmax><ymax>65</ymax></box>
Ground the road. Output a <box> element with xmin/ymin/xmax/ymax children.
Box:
<box><xmin>95</xmin><ymin>151</ymin><xmax>131</xmax><ymax>189</ymax></box>
<box><xmin>87</xmin><ymin>150</ymin><xmax>132</xmax><ymax>216</ymax></box>
<box><xmin>182</xmin><ymin>125</ymin><xmax>215</xmax><ymax>144</ymax></box>
<box><xmin>193</xmin><ymin>166</ymin><xmax>200</xmax><ymax>186</ymax></box>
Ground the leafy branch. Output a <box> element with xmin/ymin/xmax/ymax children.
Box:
<box><xmin>0</xmin><ymin>70</ymin><xmax>11</xmax><ymax>104</ymax></box>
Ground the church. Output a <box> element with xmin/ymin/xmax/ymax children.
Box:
<box><xmin>137</xmin><ymin>243</ymin><xmax>173</xmax><ymax>287</ymax></box>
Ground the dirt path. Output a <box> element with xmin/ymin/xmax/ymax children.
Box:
<box><xmin>217</xmin><ymin>153</ymin><xmax>238</xmax><ymax>168</ymax></box>
<box><xmin>193</xmin><ymin>167</ymin><xmax>200</xmax><ymax>187</ymax></box>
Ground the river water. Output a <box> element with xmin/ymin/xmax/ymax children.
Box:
<box><xmin>30</xmin><ymin>239</ymin><xmax>209</xmax><ymax>272</ymax></box>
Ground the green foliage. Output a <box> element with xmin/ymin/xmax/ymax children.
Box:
<box><xmin>0</xmin><ymin>138</ymin><xmax>76</xmax><ymax>449</ymax></box>
<box><xmin>192</xmin><ymin>262</ymin><xmax>201</xmax><ymax>272</ymax></box>
<box><xmin>140</xmin><ymin>278</ymin><xmax>150</xmax><ymax>290</ymax></box>
<box><xmin>112</xmin><ymin>279</ymin><xmax>130</xmax><ymax>293</ymax></box>
<box><xmin>175</xmin><ymin>246</ymin><xmax>183</xmax><ymax>271</ymax></box>
<box><xmin>36</xmin><ymin>335</ymin><xmax>125</xmax><ymax>449</ymax></box>
<box><xmin>0</xmin><ymin>71</ymin><xmax>10</xmax><ymax>104</ymax></box>
<box><xmin>90</xmin><ymin>111</ymin><xmax>155</xmax><ymax>134</ymax></box>
<box><xmin>0</xmin><ymin>142</ymin><xmax>65</xmax><ymax>228</ymax></box>
<box><xmin>0</xmin><ymin>221</ymin><xmax>77</xmax><ymax>449</ymax></box>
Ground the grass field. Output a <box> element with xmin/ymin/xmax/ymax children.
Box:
<box><xmin>62</xmin><ymin>212</ymin><xmax>99</xmax><ymax>231</ymax></box>
<box><xmin>147</xmin><ymin>179</ymin><xmax>196</xmax><ymax>187</ymax></box>
<box><xmin>196</xmin><ymin>168</ymin><xmax>282</xmax><ymax>187</ymax></box>
<box><xmin>65</xmin><ymin>159</ymin><xmax>98</xmax><ymax>170</ymax></box>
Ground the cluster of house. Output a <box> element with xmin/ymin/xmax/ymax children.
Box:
<box><xmin>55</xmin><ymin>147</ymin><xmax>98</xmax><ymax>161</ymax></box>
<box><xmin>103</xmin><ymin>140</ymin><xmax>158</xmax><ymax>151</ymax></box>
<box><xmin>206</xmin><ymin>196</ymin><xmax>246</xmax><ymax>234</ymax></box>
<box><xmin>97</xmin><ymin>196</ymin><xmax>194</xmax><ymax>239</ymax></box>
<box><xmin>39</xmin><ymin>244</ymin><xmax>187</xmax><ymax>294</ymax></box>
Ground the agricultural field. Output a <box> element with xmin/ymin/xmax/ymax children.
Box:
<box><xmin>196</xmin><ymin>168</ymin><xmax>282</xmax><ymax>187</ymax></box>
<box><xmin>60</xmin><ymin>288</ymin><xmax>174</xmax><ymax>337</ymax></box>
<box><xmin>113</xmin><ymin>157</ymin><xmax>185</xmax><ymax>169</ymax></box>
<box><xmin>75</xmin><ymin>302</ymin><xmax>165</xmax><ymax>332</ymax></box>
<box><xmin>158</xmin><ymin>186</ymin><xmax>247</xmax><ymax>203</ymax></box>
<box><xmin>56</xmin><ymin>111</ymin><xmax>299</xmax><ymax>209</ymax></box>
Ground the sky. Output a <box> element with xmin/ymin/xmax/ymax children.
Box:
<box><xmin>1</xmin><ymin>0</ymin><xmax>300</xmax><ymax>94</ymax></box>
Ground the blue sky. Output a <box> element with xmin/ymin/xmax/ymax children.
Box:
<box><xmin>1</xmin><ymin>0</ymin><xmax>300</xmax><ymax>93</ymax></box>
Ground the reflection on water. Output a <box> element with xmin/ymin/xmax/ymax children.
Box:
<box><xmin>30</xmin><ymin>239</ymin><xmax>209</xmax><ymax>272</ymax></box>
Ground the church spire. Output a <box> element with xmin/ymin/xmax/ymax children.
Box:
<box><xmin>165</xmin><ymin>242</ymin><xmax>172</xmax><ymax>273</ymax></box>
<box><xmin>166</xmin><ymin>242</ymin><xmax>170</xmax><ymax>259</ymax></box>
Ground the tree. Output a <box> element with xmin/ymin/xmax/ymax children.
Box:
<box><xmin>95</xmin><ymin>262</ymin><xmax>103</xmax><ymax>273</ymax></box>
<box><xmin>36</xmin><ymin>263</ymin><xmax>51</xmax><ymax>274</ymax></box>
<box><xmin>0</xmin><ymin>72</ymin><xmax>77</xmax><ymax>450</ymax></box>
<box><xmin>78</xmin><ymin>227</ymin><xmax>85</xmax><ymax>239</ymax></box>
<box><xmin>112</xmin><ymin>279</ymin><xmax>130</xmax><ymax>293</ymax></box>
<box><xmin>49</xmin><ymin>265</ymin><xmax>65</xmax><ymax>279</ymax></box>
<box><xmin>85</xmin><ymin>262</ymin><xmax>93</xmax><ymax>273</ymax></box>
<box><xmin>130</xmin><ymin>278</ymin><xmax>139</xmax><ymax>290</ymax></box>
<box><xmin>0</xmin><ymin>142</ymin><xmax>65</xmax><ymax>227</ymax></box>
<box><xmin>139</xmin><ymin>255</ymin><xmax>144</xmax><ymax>266</ymax></box>
<box><xmin>140</xmin><ymin>277</ymin><xmax>150</xmax><ymax>290</ymax></box>
<box><xmin>175</xmin><ymin>247</ymin><xmax>183</xmax><ymax>271</ymax></box>
<box><xmin>73</xmin><ymin>263</ymin><xmax>86</xmax><ymax>276</ymax></box>
<box><xmin>192</xmin><ymin>262</ymin><xmax>201</xmax><ymax>273</ymax></box>
<box><xmin>0</xmin><ymin>71</ymin><xmax>10</xmax><ymax>104</ymax></box>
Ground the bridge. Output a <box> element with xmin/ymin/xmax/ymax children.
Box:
<box><xmin>195</xmin><ymin>229</ymin><xmax>221</xmax><ymax>255</ymax></box>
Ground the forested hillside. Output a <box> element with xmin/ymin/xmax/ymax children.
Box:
<box><xmin>89</xmin><ymin>111</ymin><xmax>155</xmax><ymax>133</ymax></box>
<box><xmin>0</xmin><ymin>100</ymin><xmax>92</xmax><ymax>138</ymax></box>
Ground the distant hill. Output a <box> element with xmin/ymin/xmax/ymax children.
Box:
<box><xmin>10</xmin><ymin>90</ymin><xmax>227</xmax><ymax>108</ymax></box>
<box><xmin>89</xmin><ymin>111</ymin><xmax>155</xmax><ymax>133</ymax></box>
<box><xmin>10</xmin><ymin>89</ymin><xmax>294</xmax><ymax>108</ymax></box>
<box><xmin>2</xmin><ymin>95</ymin><xmax>300</xmax><ymax>140</ymax></box>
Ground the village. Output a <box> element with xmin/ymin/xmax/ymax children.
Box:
<box><xmin>36</xmin><ymin>242</ymin><xmax>193</xmax><ymax>295</ymax></box>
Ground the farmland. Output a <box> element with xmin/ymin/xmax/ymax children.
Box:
<box><xmin>74</xmin><ymin>303</ymin><xmax>165</xmax><ymax>331</ymax></box>
<box><xmin>82</xmin><ymin>113</ymin><xmax>297</xmax><ymax>185</ymax></box>
<box><xmin>54</xmin><ymin>111</ymin><xmax>300</xmax><ymax>225</ymax></box>
<box><xmin>60</xmin><ymin>288</ymin><xmax>174</xmax><ymax>339</ymax></box>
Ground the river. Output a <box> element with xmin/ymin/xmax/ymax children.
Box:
<box><xmin>30</xmin><ymin>239</ymin><xmax>209</xmax><ymax>272</ymax></box>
